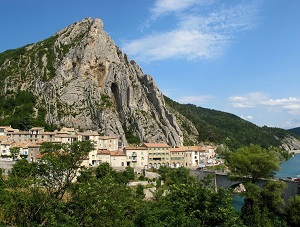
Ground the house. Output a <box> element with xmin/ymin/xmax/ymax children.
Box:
<box><xmin>0</xmin><ymin>140</ymin><xmax>14</xmax><ymax>160</ymax></box>
<box><xmin>206</xmin><ymin>145</ymin><xmax>216</xmax><ymax>158</ymax></box>
<box><xmin>39</xmin><ymin>131</ymin><xmax>56</xmax><ymax>142</ymax></box>
<box><xmin>98</xmin><ymin>136</ymin><xmax>119</xmax><ymax>151</ymax></box>
<box><xmin>184</xmin><ymin>146</ymin><xmax>203</xmax><ymax>167</ymax></box>
<box><xmin>77</xmin><ymin>131</ymin><xmax>99</xmax><ymax>143</ymax></box>
<box><xmin>55</xmin><ymin>134</ymin><xmax>78</xmax><ymax>143</ymax></box>
<box><xmin>10</xmin><ymin>140</ymin><xmax>31</xmax><ymax>160</ymax></box>
<box><xmin>170</xmin><ymin>147</ymin><xmax>186</xmax><ymax>168</ymax></box>
<box><xmin>95</xmin><ymin>149</ymin><xmax>111</xmax><ymax>166</ymax></box>
<box><xmin>0</xmin><ymin>126</ymin><xmax>19</xmax><ymax>137</ymax></box>
<box><xmin>10</xmin><ymin>131</ymin><xmax>30</xmax><ymax>142</ymax></box>
<box><xmin>27</xmin><ymin>141</ymin><xmax>43</xmax><ymax>162</ymax></box>
<box><xmin>110</xmin><ymin>150</ymin><xmax>127</xmax><ymax>167</ymax></box>
<box><xmin>59</xmin><ymin>127</ymin><xmax>76</xmax><ymax>135</ymax></box>
<box><xmin>124</xmin><ymin>146</ymin><xmax>148</xmax><ymax>169</ymax></box>
<box><xmin>28</xmin><ymin>127</ymin><xmax>45</xmax><ymax>141</ymax></box>
<box><xmin>143</xmin><ymin>143</ymin><xmax>171</xmax><ymax>168</ymax></box>
<box><xmin>0</xmin><ymin>135</ymin><xmax>9</xmax><ymax>143</ymax></box>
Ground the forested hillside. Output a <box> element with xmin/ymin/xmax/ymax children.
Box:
<box><xmin>288</xmin><ymin>127</ymin><xmax>300</xmax><ymax>136</ymax></box>
<box><xmin>164</xmin><ymin>96</ymin><xmax>298</xmax><ymax>150</ymax></box>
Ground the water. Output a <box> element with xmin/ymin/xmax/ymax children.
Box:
<box><xmin>276</xmin><ymin>154</ymin><xmax>300</xmax><ymax>179</ymax></box>
<box><xmin>232</xmin><ymin>194</ymin><xmax>244</xmax><ymax>211</ymax></box>
<box><xmin>232</xmin><ymin>154</ymin><xmax>300</xmax><ymax>210</ymax></box>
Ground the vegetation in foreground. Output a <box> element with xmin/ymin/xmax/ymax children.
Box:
<box><xmin>0</xmin><ymin>142</ymin><xmax>299</xmax><ymax>226</ymax></box>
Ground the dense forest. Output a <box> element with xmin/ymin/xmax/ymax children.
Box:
<box><xmin>164</xmin><ymin>96</ymin><xmax>297</xmax><ymax>150</ymax></box>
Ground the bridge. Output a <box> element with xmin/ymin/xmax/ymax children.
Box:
<box><xmin>191</xmin><ymin>170</ymin><xmax>300</xmax><ymax>204</ymax></box>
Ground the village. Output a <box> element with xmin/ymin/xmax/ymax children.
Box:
<box><xmin>0</xmin><ymin>126</ymin><xmax>216</xmax><ymax>170</ymax></box>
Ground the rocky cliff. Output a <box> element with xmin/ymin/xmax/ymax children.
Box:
<box><xmin>0</xmin><ymin>18</ymin><xmax>184</xmax><ymax>146</ymax></box>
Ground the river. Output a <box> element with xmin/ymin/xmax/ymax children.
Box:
<box><xmin>232</xmin><ymin>154</ymin><xmax>300</xmax><ymax>210</ymax></box>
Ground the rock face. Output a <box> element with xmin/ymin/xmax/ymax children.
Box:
<box><xmin>281</xmin><ymin>135</ymin><xmax>300</xmax><ymax>151</ymax></box>
<box><xmin>0</xmin><ymin>18</ymin><xmax>183</xmax><ymax>146</ymax></box>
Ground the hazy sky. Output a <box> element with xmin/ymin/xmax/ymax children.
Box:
<box><xmin>1</xmin><ymin>0</ymin><xmax>300</xmax><ymax>129</ymax></box>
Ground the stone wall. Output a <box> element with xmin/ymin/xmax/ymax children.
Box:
<box><xmin>0</xmin><ymin>161</ymin><xmax>15</xmax><ymax>175</ymax></box>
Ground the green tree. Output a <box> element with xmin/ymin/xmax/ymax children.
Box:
<box><xmin>37</xmin><ymin>140</ymin><xmax>94</xmax><ymax>200</ymax></box>
<box><xmin>69</xmin><ymin>177</ymin><xmax>143</xmax><ymax>226</ymax></box>
<box><xmin>137</xmin><ymin>180</ymin><xmax>241</xmax><ymax>227</ymax></box>
<box><xmin>135</xmin><ymin>184</ymin><xmax>145</xmax><ymax>200</ymax></box>
<box><xmin>285</xmin><ymin>195</ymin><xmax>300</xmax><ymax>226</ymax></box>
<box><xmin>123</xmin><ymin>166</ymin><xmax>135</xmax><ymax>181</ymax></box>
<box><xmin>227</xmin><ymin>144</ymin><xmax>280</xmax><ymax>183</ymax></box>
<box><xmin>227</xmin><ymin>144</ymin><xmax>287</xmax><ymax>226</ymax></box>
<box><xmin>9</xmin><ymin>147</ymin><xmax>20</xmax><ymax>161</ymax></box>
<box><xmin>95</xmin><ymin>162</ymin><xmax>114</xmax><ymax>179</ymax></box>
<box><xmin>241</xmin><ymin>181</ymin><xmax>287</xmax><ymax>226</ymax></box>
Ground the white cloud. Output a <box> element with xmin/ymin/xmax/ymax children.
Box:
<box><xmin>229</xmin><ymin>92</ymin><xmax>300</xmax><ymax>115</ymax></box>
<box><xmin>240</xmin><ymin>115</ymin><xmax>254</xmax><ymax>120</ymax></box>
<box><xmin>176</xmin><ymin>95</ymin><xmax>212</xmax><ymax>104</ymax></box>
<box><xmin>122</xmin><ymin>0</ymin><xmax>258</xmax><ymax>63</ymax></box>
<box><xmin>151</xmin><ymin>0</ymin><xmax>202</xmax><ymax>18</ymax></box>
<box><xmin>122</xmin><ymin>30</ymin><xmax>226</xmax><ymax>62</ymax></box>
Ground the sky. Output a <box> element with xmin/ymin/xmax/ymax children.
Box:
<box><xmin>1</xmin><ymin>0</ymin><xmax>300</xmax><ymax>129</ymax></box>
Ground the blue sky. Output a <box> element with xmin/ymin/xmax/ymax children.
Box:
<box><xmin>1</xmin><ymin>0</ymin><xmax>300</xmax><ymax>129</ymax></box>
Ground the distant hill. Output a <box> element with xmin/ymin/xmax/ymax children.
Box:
<box><xmin>288</xmin><ymin>127</ymin><xmax>300</xmax><ymax>136</ymax></box>
<box><xmin>164</xmin><ymin>96</ymin><xmax>300</xmax><ymax>150</ymax></box>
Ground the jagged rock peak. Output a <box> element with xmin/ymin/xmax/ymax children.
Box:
<box><xmin>0</xmin><ymin>17</ymin><xmax>184</xmax><ymax>146</ymax></box>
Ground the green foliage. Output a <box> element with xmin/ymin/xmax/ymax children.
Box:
<box><xmin>95</xmin><ymin>162</ymin><xmax>114</xmax><ymax>179</ymax></box>
<box><xmin>9</xmin><ymin>147</ymin><xmax>20</xmax><ymax>161</ymax></box>
<box><xmin>10</xmin><ymin>159</ymin><xmax>36</xmax><ymax>179</ymax></box>
<box><xmin>164</xmin><ymin>96</ymin><xmax>295</xmax><ymax>150</ymax></box>
<box><xmin>159</xmin><ymin>166</ymin><xmax>196</xmax><ymax>186</ymax></box>
<box><xmin>137</xmin><ymin>181</ymin><xmax>241</xmax><ymax>227</ymax></box>
<box><xmin>288</xmin><ymin>127</ymin><xmax>300</xmax><ymax>136</ymax></box>
<box><xmin>69</xmin><ymin>177</ymin><xmax>142</xmax><ymax>226</ymax></box>
<box><xmin>227</xmin><ymin>144</ymin><xmax>280</xmax><ymax>183</ymax></box>
<box><xmin>38</xmin><ymin>140</ymin><xmax>94</xmax><ymax>199</ymax></box>
<box><xmin>135</xmin><ymin>184</ymin><xmax>145</xmax><ymax>199</ymax></box>
<box><xmin>96</xmin><ymin>163</ymin><xmax>135</xmax><ymax>184</ymax></box>
<box><xmin>0</xmin><ymin>142</ymin><xmax>294</xmax><ymax>226</ymax></box>
<box><xmin>0</xmin><ymin>90</ymin><xmax>54</xmax><ymax>130</ymax></box>
<box><xmin>100</xmin><ymin>94</ymin><xmax>113</xmax><ymax>108</ymax></box>
<box><xmin>225</xmin><ymin>145</ymin><xmax>287</xmax><ymax>226</ymax></box>
<box><xmin>285</xmin><ymin>195</ymin><xmax>300</xmax><ymax>226</ymax></box>
<box><xmin>123</xmin><ymin>166</ymin><xmax>135</xmax><ymax>180</ymax></box>
<box><xmin>123</xmin><ymin>125</ymin><xmax>141</xmax><ymax>145</ymax></box>
<box><xmin>241</xmin><ymin>181</ymin><xmax>287</xmax><ymax>226</ymax></box>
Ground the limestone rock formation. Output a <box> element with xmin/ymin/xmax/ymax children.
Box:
<box><xmin>0</xmin><ymin>18</ymin><xmax>183</xmax><ymax>146</ymax></box>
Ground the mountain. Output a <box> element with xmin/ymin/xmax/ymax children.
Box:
<box><xmin>288</xmin><ymin>127</ymin><xmax>300</xmax><ymax>136</ymax></box>
<box><xmin>0</xmin><ymin>17</ymin><xmax>299</xmax><ymax>150</ymax></box>
<box><xmin>0</xmin><ymin>18</ymin><xmax>182</xmax><ymax>146</ymax></box>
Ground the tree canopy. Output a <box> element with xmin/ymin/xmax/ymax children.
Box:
<box><xmin>227</xmin><ymin>144</ymin><xmax>280</xmax><ymax>183</ymax></box>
